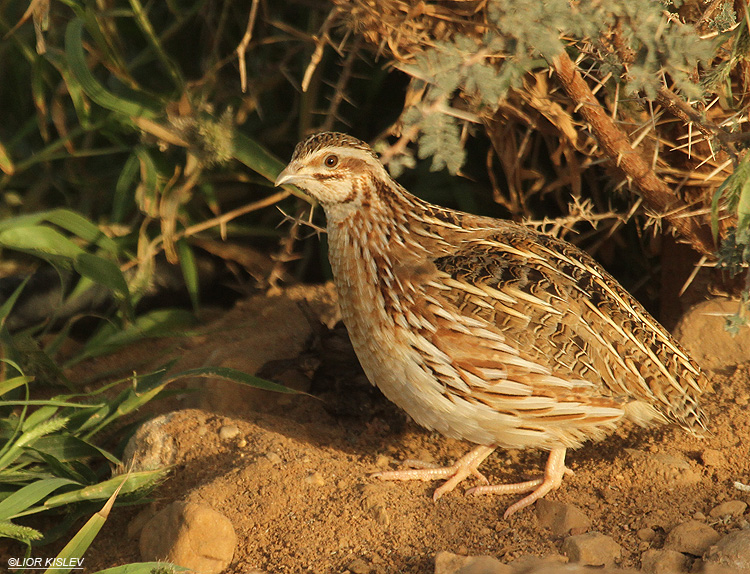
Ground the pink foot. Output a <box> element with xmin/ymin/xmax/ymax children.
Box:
<box><xmin>372</xmin><ymin>445</ymin><xmax>495</xmax><ymax>500</ymax></box>
<box><xmin>468</xmin><ymin>447</ymin><xmax>570</xmax><ymax>518</ymax></box>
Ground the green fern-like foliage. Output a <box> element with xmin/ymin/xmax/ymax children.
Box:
<box><xmin>395</xmin><ymin>0</ymin><xmax>719</xmax><ymax>175</ymax></box>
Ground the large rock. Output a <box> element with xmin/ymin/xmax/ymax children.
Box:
<box><xmin>663</xmin><ymin>520</ymin><xmax>720</xmax><ymax>556</ymax></box>
<box><xmin>181</xmin><ymin>284</ymin><xmax>338</xmax><ymax>416</ymax></box>
<box><xmin>640</xmin><ymin>549</ymin><xmax>689</xmax><ymax>573</ymax></box>
<box><xmin>140</xmin><ymin>501</ymin><xmax>236</xmax><ymax>573</ymax></box>
<box><xmin>673</xmin><ymin>298</ymin><xmax>750</xmax><ymax>371</ymax></box>
<box><xmin>704</xmin><ymin>530</ymin><xmax>750</xmax><ymax>572</ymax></box>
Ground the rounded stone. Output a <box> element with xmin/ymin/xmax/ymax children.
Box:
<box><xmin>122</xmin><ymin>414</ymin><xmax>177</xmax><ymax>472</ymax></box>
<box><xmin>663</xmin><ymin>520</ymin><xmax>720</xmax><ymax>556</ymax></box>
<box><xmin>709</xmin><ymin>500</ymin><xmax>747</xmax><ymax>518</ymax></box>
<box><xmin>640</xmin><ymin>549</ymin><xmax>689</xmax><ymax>574</ymax></box>
<box><xmin>704</xmin><ymin>530</ymin><xmax>750</xmax><ymax>571</ymax></box>
<box><xmin>536</xmin><ymin>499</ymin><xmax>591</xmax><ymax>536</ymax></box>
<box><xmin>218</xmin><ymin>424</ymin><xmax>240</xmax><ymax>440</ymax></box>
<box><xmin>140</xmin><ymin>501</ymin><xmax>236</xmax><ymax>574</ymax></box>
<box><xmin>562</xmin><ymin>532</ymin><xmax>621</xmax><ymax>567</ymax></box>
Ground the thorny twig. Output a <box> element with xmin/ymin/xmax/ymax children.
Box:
<box><xmin>121</xmin><ymin>189</ymin><xmax>292</xmax><ymax>272</ymax></box>
<box><xmin>321</xmin><ymin>36</ymin><xmax>364</xmax><ymax>132</ymax></box>
<box><xmin>268</xmin><ymin>208</ymin><xmax>308</xmax><ymax>290</ymax></box>
<box><xmin>551</xmin><ymin>51</ymin><xmax>715</xmax><ymax>256</ymax></box>
<box><xmin>236</xmin><ymin>0</ymin><xmax>260</xmax><ymax>93</ymax></box>
<box><xmin>302</xmin><ymin>9</ymin><xmax>341</xmax><ymax>93</ymax></box>
<box><xmin>276</xmin><ymin>205</ymin><xmax>326</xmax><ymax>239</ymax></box>
<box><xmin>656</xmin><ymin>88</ymin><xmax>739</xmax><ymax>164</ymax></box>
<box><xmin>523</xmin><ymin>196</ymin><xmax>627</xmax><ymax>239</ymax></box>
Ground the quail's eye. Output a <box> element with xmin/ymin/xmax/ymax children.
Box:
<box><xmin>324</xmin><ymin>154</ymin><xmax>339</xmax><ymax>168</ymax></box>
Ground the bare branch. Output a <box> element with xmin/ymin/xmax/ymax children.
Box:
<box><xmin>551</xmin><ymin>51</ymin><xmax>715</xmax><ymax>256</ymax></box>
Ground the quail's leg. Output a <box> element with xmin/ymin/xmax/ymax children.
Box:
<box><xmin>372</xmin><ymin>445</ymin><xmax>495</xmax><ymax>501</ymax></box>
<box><xmin>467</xmin><ymin>447</ymin><xmax>569</xmax><ymax>518</ymax></box>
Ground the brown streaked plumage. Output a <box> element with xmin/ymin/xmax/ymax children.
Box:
<box><xmin>275</xmin><ymin>132</ymin><xmax>708</xmax><ymax>518</ymax></box>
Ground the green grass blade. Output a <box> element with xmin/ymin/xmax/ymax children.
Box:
<box><xmin>31</xmin><ymin>450</ymin><xmax>92</xmax><ymax>484</ymax></box>
<box><xmin>0</xmin><ymin>225</ymin><xmax>84</xmax><ymax>260</ymax></box>
<box><xmin>42</xmin><ymin>475</ymin><xmax>126</xmax><ymax>574</ymax></box>
<box><xmin>45</xmin><ymin>209</ymin><xmax>119</xmax><ymax>254</ymax></box>
<box><xmin>0</xmin><ymin>376</ymin><xmax>33</xmax><ymax>397</ymax></box>
<box><xmin>74</xmin><ymin>253</ymin><xmax>131</xmax><ymax>301</ymax></box>
<box><xmin>129</xmin><ymin>0</ymin><xmax>184</xmax><ymax>89</ymax></box>
<box><xmin>81</xmin><ymin>366</ymin><xmax>174</xmax><ymax>438</ymax></box>
<box><xmin>112</xmin><ymin>153</ymin><xmax>140</xmax><ymax>222</ymax></box>
<box><xmin>73</xmin><ymin>309</ymin><xmax>197</xmax><ymax>365</ymax></box>
<box><xmin>0</xmin><ymin>478</ymin><xmax>77</xmax><ymax>520</ymax></box>
<box><xmin>32</xmin><ymin>435</ymin><xmax>120</xmax><ymax>465</ymax></box>
<box><xmin>0</xmin><ymin>358</ymin><xmax>26</xmax><ymax>378</ymax></box>
<box><xmin>0</xmin><ymin>140</ymin><xmax>14</xmax><ymax>175</ymax></box>
<box><xmin>0</xmin><ymin>212</ymin><xmax>49</xmax><ymax>233</ymax></box>
<box><xmin>64</xmin><ymin>18</ymin><xmax>160</xmax><ymax>119</ymax></box>
<box><xmin>738</xmin><ymin>170</ymin><xmax>750</xmax><ymax>237</ymax></box>
<box><xmin>0</xmin><ymin>417</ymin><xmax>70</xmax><ymax>471</ymax></box>
<box><xmin>233</xmin><ymin>132</ymin><xmax>287</xmax><ymax>183</ymax></box>
<box><xmin>93</xmin><ymin>563</ymin><xmax>187</xmax><ymax>574</ymax></box>
<box><xmin>168</xmin><ymin>366</ymin><xmax>301</xmax><ymax>394</ymax></box>
<box><xmin>0</xmin><ymin>277</ymin><xmax>30</xmax><ymax>325</ymax></box>
<box><xmin>177</xmin><ymin>239</ymin><xmax>200</xmax><ymax>311</ymax></box>
<box><xmin>21</xmin><ymin>405</ymin><xmax>59</xmax><ymax>432</ymax></box>
<box><xmin>42</xmin><ymin>470</ymin><xmax>167</xmax><ymax>510</ymax></box>
<box><xmin>1</xmin><ymin>400</ymin><xmax>102</xmax><ymax>408</ymax></box>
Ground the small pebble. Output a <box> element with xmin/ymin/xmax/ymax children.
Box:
<box><xmin>218</xmin><ymin>424</ymin><xmax>240</xmax><ymax>440</ymax></box>
<box><xmin>370</xmin><ymin>504</ymin><xmax>389</xmax><ymax>526</ymax></box>
<box><xmin>305</xmin><ymin>472</ymin><xmax>325</xmax><ymax>486</ymax></box>
<box><xmin>652</xmin><ymin>452</ymin><xmax>691</xmax><ymax>469</ymax></box>
<box><xmin>506</xmin><ymin>554</ymin><xmax>567</xmax><ymax>571</ymax></box>
<box><xmin>434</xmin><ymin>551</ymin><xmax>513</xmax><ymax>574</ymax></box>
<box><xmin>536</xmin><ymin>499</ymin><xmax>591</xmax><ymax>536</ymax></box>
<box><xmin>347</xmin><ymin>558</ymin><xmax>371</xmax><ymax>574</ymax></box>
<box><xmin>701</xmin><ymin>449</ymin><xmax>726</xmax><ymax>467</ymax></box>
<box><xmin>374</xmin><ymin>455</ymin><xmax>390</xmax><ymax>469</ymax></box>
<box><xmin>414</xmin><ymin>448</ymin><xmax>434</xmax><ymax>463</ymax></box>
<box><xmin>265</xmin><ymin>452</ymin><xmax>282</xmax><ymax>465</ymax></box>
<box><xmin>139</xmin><ymin>501</ymin><xmax>236</xmax><ymax>574</ymax></box>
<box><xmin>637</xmin><ymin>527</ymin><xmax>656</xmax><ymax>542</ymax></box>
<box><xmin>562</xmin><ymin>532</ymin><xmax>621</xmax><ymax>567</ymax></box>
<box><xmin>709</xmin><ymin>500</ymin><xmax>747</xmax><ymax>518</ymax></box>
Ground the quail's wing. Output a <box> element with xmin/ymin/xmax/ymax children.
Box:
<box><xmin>417</xmin><ymin>225</ymin><xmax>705</xmax><ymax>434</ymax></box>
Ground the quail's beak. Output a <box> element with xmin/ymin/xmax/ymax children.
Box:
<box><xmin>274</xmin><ymin>164</ymin><xmax>316</xmax><ymax>205</ymax></box>
<box><xmin>274</xmin><ymin>165</ymin><xmax>297</xmax><ymax>187</ymax></box>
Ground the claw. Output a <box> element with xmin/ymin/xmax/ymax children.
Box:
<box><xmin>374</xmin><ymin>445</ymin><xmax>569</xmax><ymax>517</ymax></box>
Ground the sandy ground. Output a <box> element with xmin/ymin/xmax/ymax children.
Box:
<box><xmin>56</xmin><ymin>285</ymin><xmax>750</xmax><ymax>573</ymax></box>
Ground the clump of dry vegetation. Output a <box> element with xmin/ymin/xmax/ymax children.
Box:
<box><xmin>306</xmin><ymin>1</ymin><xmax>750</xmax><ymax>293</ymax></box>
